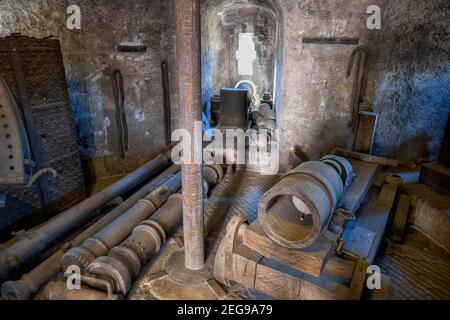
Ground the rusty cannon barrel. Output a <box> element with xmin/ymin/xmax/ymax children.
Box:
<box><xmin>84</xmin><ymin>165</ymin><xmax>224</xmax><ymax>295</ymax></box>
<box><xmin>258</xmin><ymin>156</ymin><xmax>352</xmax><ymax>249</ymax></box>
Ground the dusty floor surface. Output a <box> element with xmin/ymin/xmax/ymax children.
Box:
<box><xmin>125</xmin><ymin>169</ymin><xmax>449</xmax><ymax>300</ymax></box>
<box><xmin>375</xmin><ymin>230</ymin><xmax>450</xmax><ymax>300</ymax></box>
<box><xmin>128</xmin><ymin>169</ymin><xmax>277</xmax><ymax>300</ymax></box>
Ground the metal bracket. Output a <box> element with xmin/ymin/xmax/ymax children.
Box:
<box><xmin>117</xmin><ymin>45</ymin><xmax>147</xmax><ymax>53</ymax></box>
<box><xmin>27</xmin><ymin>167</ymin><xmax>58</xmax><ymax>187</ymax></box>
<box><xmin>328</xmin><ymin>208</ymin><xmax>356</xmax><ymax>237</ymax></box>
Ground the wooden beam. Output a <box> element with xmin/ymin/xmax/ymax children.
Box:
<box><xmin>378</xmin><ymin>183</ymin><xmax>399</xmax><ymax>209</ymax></box>
<box><xmin>353</xmin><ymin>112</ymin><xmax>379</xmax><ymax>155</ymax></box>
<box><xmin>333</xmin><ymin>148</ymin><xmax>399</xmax><ymax>167</ymax></box>
<box><xmin>241</xmin><ymin>220</ymin><xmax>336</xmax><ymax>278</ymax></box>
<box><xmin>389</xmin><ymin>194</ymin><xmax>411</xmax><ymax>243</ymax></box>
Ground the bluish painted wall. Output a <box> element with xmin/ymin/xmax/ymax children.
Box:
<box><xmin>371</xmin><ymin>0</ymin><xmax>450</xmax><ymax>163</ymax></box>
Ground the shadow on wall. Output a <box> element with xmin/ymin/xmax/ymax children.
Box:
<box><xmin>371</xmin><ymin>0</ymin><xmax>450</xmax><ymax>164</ymax></box>
<box><xmin>398</xmin><ymin>134</ymin><xmax>433</xmax><ymax>163</ymax></box>
<box><xmin>372</xmin><ymin>68</ymin><xmax>450</xmax><ymax>163</ymax></box>
<box><xmin>68</xmin><ymin>79</ymin><xmax>95</xmax><ymax>155</ymax></box>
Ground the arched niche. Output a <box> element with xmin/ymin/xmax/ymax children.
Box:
<box><xmin>201</xmin><ymin>0</ymin><xmax>283</xmax><ymax>116</ymax></box>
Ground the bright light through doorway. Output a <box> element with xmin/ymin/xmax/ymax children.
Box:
<box><xmin>236</xmin><ymin>33</ymin><xmax>257</xmax><ymax>76</ymax></box>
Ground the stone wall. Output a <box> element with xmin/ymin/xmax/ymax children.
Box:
<box><xmin>0</xmin><ymin>0</ymin><xmax>178</xmax><ymax>177</ymax></box>
<box><xmin>275</xmin><ymin>0</ymin><xmax>449</xmax><ymax>167</ymax></box>
<box><xmin>203</xmin><ymin>0</ymin><xmax>449</xmax><ymax>170</ymax></box>
<box><xmin>371</xmin><ymin>0</ymin><xmax>449</xmax><ymax>163</ymax></box>
<box><xmin>1</xmin><ymin>0</ymin><xmax>448</xmax><ymax>175</ymax></box>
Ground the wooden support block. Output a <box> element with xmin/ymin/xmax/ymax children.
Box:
<box><xmin>410</xmin><ymin>194</ymin><xmax>450</xmax><ymax>251</ymax></box>
<box><xmin>333</xmin><ymin>148</ymin><xmax>399</xmax><ymax>167</ymax></box>
<box><xmin>232</xmin><ymin>254</ymin><xmax>258</xmax><ymax>288</ymax></box>
<box><xmin>378</xmin><ymin>183</ymin><xmax>399</xmax><ymax>210</ymax></box>
<box><xmin>348</xmin><ymin>259</ymin><xmax>369</xmax><ymax>300</ymax></box>
<box><xmin>241</xmin><ymin>220</ymin><xmax>335</xmax><ymax>278</ymax></box>
<box><xmin>251</xmin><ymin>258</ymin><xmax>305</xmax><ymax>300</ymax></box>
<box><xmin>223</xmin><ymin>216</ymin><xmax>248</xmax><ymax>283</ymax></box>
<box><xmin>384</xmin><ymin>175</ymin><xmax>403</xmax><ymax>186</ymax></box>
<box><xmin>214</xmin><ymin>217</ymin><xmax>359</xmax><ymax>300</ymax></box>
<box><xmin>438</xmin><ymin>113</ymin><xmax>450</xmax><ymax>167</ymax></box>
<box><xmin>389</xmin><ymin>194</ymin><xmax>411</xmax><ymax>243</ymax></box>
<box><xmin>207</xmin><ymin>279</ymin><xmax>228</xmax><ymax>300</ymax></box>
<box><xmin>353</xmin><ymin>111</ymin><xmax>378</xmax><ymax>155</ymax></box>
<box><xmin>236</xmin><ymin>250</ymin><xmax>350</xmax><ymax>300</ymax></box>
<box><xmin>323</xmin><ymin>257</ymin><xmax>356</xmax><ymax>283</ymax></box>
<box><xmin>420</xmin><ymin>163</ymin><xmax>450</xmax><ymax>195</ymax></box>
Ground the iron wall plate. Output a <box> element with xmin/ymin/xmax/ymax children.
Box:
<box><xmin>0</xmin><ymin>34</ymin><xmax>86</xmax><ymax>239</ymax></box>
<box><xmin>0</xmin><ymin>75</ymin><xmax>31</xmax><ymax>184</ymax></box>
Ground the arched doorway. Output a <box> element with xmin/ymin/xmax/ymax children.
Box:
<box><xmin>201</xmin><ymin>0</ymin><xmax>282</xmax><ymax>117</ymax></box>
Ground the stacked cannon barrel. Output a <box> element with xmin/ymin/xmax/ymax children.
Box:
<box><xmin>0</xmin><ymin>151</ymin><xmax>172</xmax><ymax>291</ymax></box>
<box><xmin>58</xmin><ymin>164</ymin><xmax>222</xmax><ymax>296</ymax></box>
<box><xmin>85</xmin><ymin>193</ymin><xmax>184</xmax><ymax>295</ymax></box>
<box><xmin>1</xmin><ymin>165</ymin><xmax>179</xmax><ymax>300</ymax></box>
<box><xmin>0</xmin><ymin>150</ymin><xmax>224</xmax><ymax>299</ymax></box>
<box><xmin>59</xmin><ymin>172</ymin><xmax>183</xmax><ymax>271</ymax></box>
<box><xmin>258</xmin><ymin>155</ymin><xmax>353</xmax><ymax>249</ymax></box>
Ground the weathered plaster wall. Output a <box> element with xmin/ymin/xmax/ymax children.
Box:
<box><xmin>202</xmin><ymin>0</ymin><xmax>449</xmax><ymax>170</ymax></box>
<box><xmin>201</xmin><ymin>1</ymin><xmax>278</xmax><ymax>110</ymax></box>
<box><xmin>1</xmin><ymin>0</ymin><xmax>447</xmax><ymax>176</ymax></box>
<box><xmin>274</xmin><ymin>0</ymin><xmax>449</xmax><ymax>168</ymax></box>
<box><xmin>371</xmin><ymin>0</ymin><xmax>450</xmax><ymax>163</ymax></box>
<box><xmin>274</xmin><ymin>0</ymin><xmax>380</xmax><ymax>169</ymax></box>
<box><xmin>0</xmin><ymin>0</ymin><xmax>178</xmax><ymax>177</ymax></box>
<box><xmin>201</xmin><ymin>0</ymin><xmax>378</xmax><ymax>169</ymax></box>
